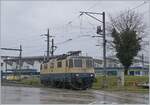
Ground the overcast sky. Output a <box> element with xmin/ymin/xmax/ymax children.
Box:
<box><xmin>1</xmin><ymin>1</ymin><xmax>149</xmax><ymax>58</ymax></box>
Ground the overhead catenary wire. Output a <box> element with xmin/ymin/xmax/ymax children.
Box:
<box><xmin>43</xmin><ymin>2</ymin><xmax>149</xmax><ymax>48</ymax></box>
<box><xmin>87</xmin><ymin>2</ymin><xmax>100</xmax><ymax>11</ymax></box>
<box><xmin>66</xmin><ymin>1</ymin><xmax>101</xmax><ymax>25</ymax></box>
<box><xmin>82</xmin><ymin>2</ymin><xmax>148</xmax><ymax>39</ymax></box>
<box><xmin>81</xmin><ymin>1</ymin><xmax>147</xmax><ymax>28</ymax></box>
<box><xmin>64</xmin><ymin>2</ymin><xmax>102</xmax><ymax>34</ymax></box>
<box><xmin>109</xmin><ymin>1</ymin><xmax>147</xmax><ymax>22</ymax></box>
<box><xmin>4</xmin><ymin>2</ymin><xmax>149</xmax><ymax>57</ymax></box>
<box><xmin>24</xmin><ymin>2</ymin><xmax>148</xmax><ymax>51</ymax></box>
<box><xmin>11</xmin><ymin>2</ymin><xmax>148</xmax><ymax>49</ymax></box>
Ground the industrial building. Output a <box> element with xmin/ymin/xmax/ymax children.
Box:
<box><xmin>1</xmin><ymin>53</ymin><xmax>149</xmax><ymax>77</ymax></box>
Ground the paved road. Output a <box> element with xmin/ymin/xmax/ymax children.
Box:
<box><xmin>1</xmin><ymin>86</ymin><xmax>149</xmax><ymax>104</ymax></box>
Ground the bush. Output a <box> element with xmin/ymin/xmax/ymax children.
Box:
<box><xmin>21</xmin><ymin>76</ymin><xmax>41</xmax><ymax>86</ymax></box>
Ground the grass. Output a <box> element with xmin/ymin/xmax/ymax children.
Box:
<box><xmin>92</xmin><ymin>75</ymin><xmax>149</xmax><ymax>93</ymax></box>
<box><xmin>4</xmin><ymin>75</ymin><xmax>149</xmax><ymax>92</ymax></box>
<box><xmin>20</xmin><ymin>76</ymin><xmax>41</xmax><ymax>86</ymax></box>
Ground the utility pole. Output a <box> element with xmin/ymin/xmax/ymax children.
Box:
<box><xmin>80</xmin><ymin>11</ymin><xmax>107</xmax><ymax>88</ymax></box>
<box><xmin>51</xmin><ymin>39</ymin><xmax>54</xmax><ymax>56</ymax></box>
<box><xmin>102</xmin><ymin>12</ymin><xmax>107</xmax><ymax>88</ymax></box>
<box><xmin>51</xmin><ymin>38</ymin><xmax>57</xmax><ymax>56</ymax></box>
<box><xmin>42</xmin><ymin>29</ymin><xmax>56</xmax><ymax>61</ymax></box>
<box><xmin>5</xmin><ymin>57</ymin><xmax>8</xmax><ymax>79</ymax></box>
<box><xmin>47</xmin><ymin>29</ymin><xmax>50</xmax><ymax>60</ymax></box>
<box><xmin>41</xmin><ymin>29</ymin><xmax>52</xmax><ymax>61</ymax></box>
<box><xmin>19</xmin><ymin>45</ymin><xmax>22</xmax><ymax>80</ymax></box>
<box><xmin>142</xmin><ymin>54</ymin><xmax>144</xmax><ymax>76</ymax></box>
<box><xmin>41</xmin><ymin>29</ymin><xmax>56</xmax><ymax>58</ymax></box>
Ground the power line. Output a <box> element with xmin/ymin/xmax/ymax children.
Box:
<box><xmin>66</xmin><ymin>14</ymin><xmax>81</xmax><ymax>26</ymax></box>
<box><xmin>87</xmin><ymin>2</ymin><xmax>100</xmax><ymax>11</ymax></box>
<box><xmin>111</xmin><ymin>1</ymin><xmax>147</xmax><ymax>21</ymax></box>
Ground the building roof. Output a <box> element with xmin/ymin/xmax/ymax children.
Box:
<box><xmin>2</xmin><ymin>51</ymin><xmax>83</xmax><ymax>62</ymax></box>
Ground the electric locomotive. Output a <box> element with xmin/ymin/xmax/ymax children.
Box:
<box><xmin>40</xmin><ymin>51</ymin><xmax>95</xmax><ymax>90</ymax></box>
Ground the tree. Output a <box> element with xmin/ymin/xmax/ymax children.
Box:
<box><xmin>109</xmin><ymin>10</ymin><xmax>146</xmax><ymax>75</ymax></box>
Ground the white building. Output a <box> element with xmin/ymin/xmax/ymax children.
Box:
<box><xmin>1</xmin><ymin>56</ymin><xmax>44</xmax><ymax>73</ymax></box>
<box><xmin>1</xmin><ymin>54</ymin><xmax>149</xmax><ymax>76</ymax></box>
<box><xmin>94</xmin><ymin>55</ymin><xmax>149</xmax><ymax>76</ymax></box>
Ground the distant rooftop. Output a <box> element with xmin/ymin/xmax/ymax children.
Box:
<box><xmin>2</xmin><ymin>50</ymin><xmax>82</xmax><ymax>62</ymax></box>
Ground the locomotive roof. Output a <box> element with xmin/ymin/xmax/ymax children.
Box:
<box><xmin>56</xmin><ymin>55</ymin><xmax>93</xmax><ymax>60</ymax></box>
<box><xmin>68</xmin><ymin>56</ymin><xmax>93</xmax><ymax>59</ymax></box>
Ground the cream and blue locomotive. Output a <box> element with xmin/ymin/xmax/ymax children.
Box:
<box><xmin>40</xmin><ymin>52</ymin><xmax>95</xmax><ymax>90</ymax></box>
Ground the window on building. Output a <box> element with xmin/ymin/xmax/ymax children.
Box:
<box><xmin>69</xmin><ymin>59</ymin><xmax>73</xmax><ymax>68</ymax></box>
<box><xmin>108</xmin><ymin>63</ymin><xmax>112</xmax><ymax>67</ymax></box>
<box><xmin>114</xmin><ymin>64</ymin><xmax>117</xmax><ymax>67</ymax></box>
<box><xmin>26</xmin><ymin>66</ymin><xmax>30</xmax><ymax>69</ymax></box>
<box><xmin>1</xmin><ymin>63</ymin><xmax>3</xmax><ymax>67</ymax></box>
<box><xmin>74</xmin><ymin>59</ymin><xmax>82</xmax><ymax>67</ymax></box>
<box><xmin>86</xmin><ymin>59</ymin><xmax>93</xmax><ymax>68</ymax></box>
<box><xmin>57</xmin><ymin>62</ymin><xmax>62</xmax><ymax>68</ymax></box>
<box><xmin>135</xmin><ymin>71</ymin><xmax>140</xmax><ymax>75</ymax></box>
<box><xmin>40</xmin><ymin>64</ymin><xmax>42</xmax><ymax>70</ymax></box>
<box><xmin>129</xmin><ymin>71</ymin><xmax>134</xmax><ymax>76</ymax></box>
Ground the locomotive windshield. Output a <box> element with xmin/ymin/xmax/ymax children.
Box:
<box><xmin>68</xmin><ymin>58</ymin><xmax>93</xmax><ymax>68</ymax></box>
<box><xmin>74</xmin><ymin>59</ymin><xmax>82</xmax><ymax>67</ymax></box>
<box><xmin>86</xmin><ymin>59</ymin><xmax>93</xmax><ymax>68</ymax></box>
<box><xmin>69</xmin><ymin>59</ymin><xmax>73</xmax><ymax>68</ymax></box>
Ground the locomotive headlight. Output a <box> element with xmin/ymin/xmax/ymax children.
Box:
<box><xmin>76</xmin><ymin>74</ymin><xmax>79</xmax><ymax>76</ymax></box>
<box><xmin>90</xmin><ymin>74</ymin><xmax>93</xmax><ymax>77</ymax></box>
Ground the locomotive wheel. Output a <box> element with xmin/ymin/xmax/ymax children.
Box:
<box><xmin>56</xmin><ymin>81</ymin><xmax>63</xmax><ymax>88</ymax></box>
<box><xmin>40</xmin><ymin>80</ymin><xmax>44</xmax><ymax>84</ymax></box>
<box><xmin>42</xmin><ymin>81</ymin><xmax>48</xmax><ymax>86</ymax></box>
<box><xmin>51</xmin><ymin>81</ymin><xmax>56</xmax><ymax>87</ymax></box>
<box><xmin>70</xmin><ymin>79</ymin><xmax>87</xmax><ymax>90</ymax></box>
<box><xmin>64</xmin><ymin>82</ymin><xmax>71</xmax><ymax>89</ymax></box>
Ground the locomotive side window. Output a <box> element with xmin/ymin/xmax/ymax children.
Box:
<box><xmin>69</xmin><ymin>59</ymin><xmax>73</xmax><ymax>68</ymax></box>
<box><xmin>50</xmin><ymin>62</ymin><xmax>54</xmax><ymax>68</ymax></box>
<box><xmin>74</xmin><ymin>59</ymin><xmax>82</xmax><ymax>67</ymax></box>
<box><xmin>66</xmin><ymin>60</ymin><xmax>68</xmax><ymax>67</ymax></box>
<box><xmin>40</xmin><ymin>64</ymin><xmax>42</xmax><ymax>70</ymax></box>
<box><xmin>44</xmin><ymin>63</ymin><xmax>47</xmax><ymax>69</ymax></box>
<box><xmin>57</xmin><ymin>61</ymin><xmax>62</xmax><ymax>68</ymax></box>
<box><xmin>86</xmin><ymin>59</ymin><xmax>93</xmax><ymax>68</ymax></box>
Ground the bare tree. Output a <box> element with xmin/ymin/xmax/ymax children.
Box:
<box><xmin>109</xmin><ymin>10</ymin><xmax>146</xmax><ymax>35</ymax></box>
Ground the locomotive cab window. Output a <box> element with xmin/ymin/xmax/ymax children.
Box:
<box><xmin>74</xmin><ymin>59</ymin><xmax>82</xmax><ymax>67</ymax></box>
<box><xmin>69</xmin><ymin>59</ymin><xmax>73</xmax><ymax>68</ymax></box>
<box><xmin>50</xmin><ymin>62</ymin><xmax>54</xmax><ymax>68</ymax></box>
<box><xmin>57</xmin><ymin>61</ymin><xmax>62</xmax><ymax>68</ymax></box>
<box><xmin>44</xmin><ymin>63</ymin><xmax>47</xmax><ymax>69</ymax></box>
<box><xmin>66</xmin><ymin>60</ymin><xmax>68</xmax><ymax>67</ymax></box>
<box><xmin>86</xmin><ymin>59</ymin><xmax>93</xmax><ymax>68</ymax></box>
<box><xmin>40</xmin><ymin>64</ymin><xmax>42</xmax><ymax>70</ymax></box>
